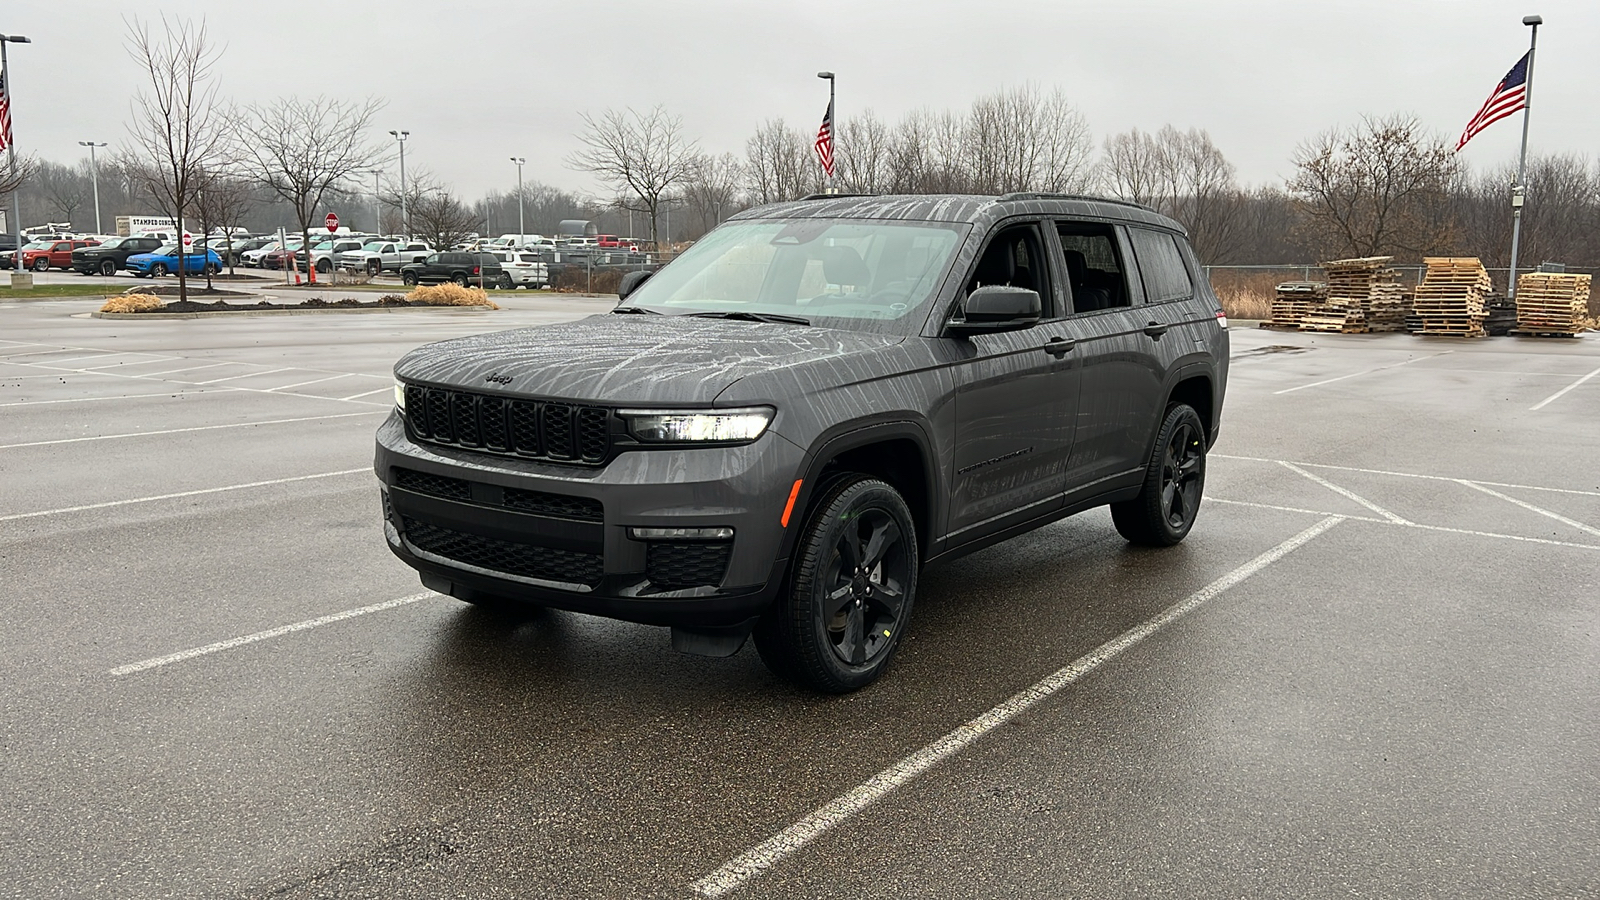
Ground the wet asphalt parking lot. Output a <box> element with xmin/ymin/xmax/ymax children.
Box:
<box><xmin>2</xmin><ymin>291</ymin><xmax>1598</xmax><ymax>899</ymax></box>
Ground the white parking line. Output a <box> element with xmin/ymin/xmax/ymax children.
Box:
<box><xmin>1206</xmin><ymin>497</ymin><xmax>1600</xmax><ymax>552</ymax></box>
<box><xmin>690</xmin><ymin>516</ymin><xmax>1344</xmax><ymax>898</ymax></box>
<box><xmin>1272</xmin><ymin>351</ymin><xmax>1452</xmax><ymax>395</ymax></box>
<box><xmin>0</xmin><ymin>391</ymin><xmax>204</xmax><ymax>408</ymax></box>
<box><xmin>109</xmin><ymin>591</ymin><xmax>436</xmax><ymax>676</ymax></box>
<box><xmin>268</xmin><ymin>373</ymin><xmax>354</xmax><ymax>391</ymax></box>
<box><xmin>338</xmin><ymin>387</ymin><xmax>390</xmax><ymax>401</ymax></box>
<box><xmin>1278</xmin><ymin>461</ymin><xmax>1412</xmax><ymax>525</ymax></box>
<box><xmin>136</xmin><ymin>362</ymin><xmax>234</xmax><ymax>377</ymax></box>
<box><xmin>0</xmin><ymin>468</ymin><xmax>368</xmax><ymax>523</ymax></box>
<box><xmin>0</xmin><ymin>411</ymin><xmax>384</xmax><ymax>450</ymax></box>
<box><xmin>194</xmin><ymin>366</ymin><xmax>296</xmax><ymax>384</ymax></box>
<box><xmin>1214</xmin><ymin>454</ymin><xmax>1600</xmax><ymax>498</ymax></box>
<box><xmin>1529</xmin><ymin>364</ymin><xmax>1600</xmax><ymax>411</ymax></box>
<box><xmin>1458</xmin><ymin>480</ymin><xmax>1600</xmax><ymax>539</ymax></box>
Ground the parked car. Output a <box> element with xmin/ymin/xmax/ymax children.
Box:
<box><xmin>488</xmin><ymin>250</ymin><xmax>549</xmax><ymax>288</ymax></box>
<box><xmin>595</xmin><ymin>234</ymin><xmax>639</xmax><ymax>250</ymax></box>
<box><xmin>220</xmin><ymin>236</ymin><xmax>275</xmax><ymax>267</ymax></box>
<box><xmin>261</xmin><ymin>242</ymin><xmax>306</xmax><ymax>270</ymax></box>
<box><xmin>377</xmin><ymin>192</ymin><xmax>1230</xmax><ymax>691</ymax></box>
<box><xmin>398</xmin><ymin>252</ymin><xmax>505</xmax><ymax>287</ymax></box>
<box><xmin>336</xmin><ymin>239</ymin><xmax>432</xmax><ymax>275</ymax></box>
<box><xmin>0</xmin><ymin>240</ymin><xmax>52</xmax><ymax>269</ymax></box>
<box><xmin>298</xmin><ymin>238</ymin><xmax>370</xmax><ymax>273</ymax></box>
<box><xmin>125</xmin><ymin>244</ymin><xmax>224</xmax><ymax>277</ymax></box>
<box><xmin>21</xmin><ymin>239</ymin><xmax>99</xmax><ymax>272</ymax></box>
<box><xmin>71</xmin><ymin>235</ymin><xmax>167</xmax><ymax>276</ymax></box>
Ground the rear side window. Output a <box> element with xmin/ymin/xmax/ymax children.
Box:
<box><xmin>1128</xmin><ymin>228</ymin><xmax>1194</xmax><ymax>303</ymax></box>
<box><xmin>1054</xmin><ymin>222</ymin><xmax>1131</xmax><ymax>313</ymax></box>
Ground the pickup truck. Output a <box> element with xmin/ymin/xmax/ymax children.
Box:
<box><xmin>300</xmin><ymin>238</ymin><xmax>372</xmax><ymax>273</ymax></box>
<box><xmin>399</xmin><ymin>252</ymin><xmax>505</xmax><ymax>287</ymax></box>
<box><xmin>335</xmin><ymin>239</ymin><xmax>433</xmax><ymax>275</ymax></box>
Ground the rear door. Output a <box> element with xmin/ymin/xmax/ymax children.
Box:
<box><xmin>1053</xmin><ymin>220</ymin><xmax>1156</xmax><ymax>495</ymax></box>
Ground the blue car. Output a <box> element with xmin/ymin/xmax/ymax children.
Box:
<box><xmin>126</xmin><ymin>244</ymin><xmax>224</xmax><ymax>278</ymax></box>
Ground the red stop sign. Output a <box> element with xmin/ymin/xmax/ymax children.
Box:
<box><xmin>325</xmin><ymin>212</ymin><xmax>339</xmax><ymax>232</ymax></box>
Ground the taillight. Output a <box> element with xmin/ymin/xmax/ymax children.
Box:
<box><xmin>472</xmin><ymin>266</ymin><xmax>480</xmax><ymax>275</ymax></box>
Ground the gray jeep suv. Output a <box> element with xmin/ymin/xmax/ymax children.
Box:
<box><xmin>376</xmin><ymin>194</ymin><xmax>1228</xmax><ymax>691</ymax></box>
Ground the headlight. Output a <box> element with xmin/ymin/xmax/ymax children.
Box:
<box><xmin>394</xmin><ymin>379</ymin><xmax>407</xmax><ymax>412</ymax></box>
<box><xmin>620</xmin><ymin>407</ymin><xmax>773</xmax><ymax>443</ymax></box>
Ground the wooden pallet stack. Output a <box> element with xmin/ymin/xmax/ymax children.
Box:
<box><xmin>1512</xmin><ymin>272</ymin><xmax>1592</xmax><ymax>337</ymax></box>
<box><xmin>1412</xmin><ymin>257</ymin><xmax>1492</xmax><ymax>337</ymax></box>
<box><xmin>1267</xmin><ymin>281</ymin><xmax>1324</xmax><ymax>329</ymax></box>
<box><xmin>1366</xmin><ymin>271</ymin><xmax>1409</xmax><ymax>331</ymax></box>
<box><xmin>1299</xmin><ymin>301</ymin><xmax>1368</xmax><ymax>334</ymax></box>
<box><xmin>1316</xmin><ymin>257</ymin><xmax>1408</xmax><ymax>332</ymax></box>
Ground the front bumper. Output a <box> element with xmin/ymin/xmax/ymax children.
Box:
<box><xmin>374</xmin><ymin>412</ymin><xmax>806</xmax><ymax>627</ymax></box>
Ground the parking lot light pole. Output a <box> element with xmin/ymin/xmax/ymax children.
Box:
<box><xmin>78</xmin><ymin>141</ymin><xmax>107</xmax><ymax>235</ymax></box>
<box><xmin>388</xmin><ymin>130</ymin><xmax>409</xmax><ymax>240</ymax></box>
<box><xmin>2</xmin><ymin>34</ymin><xmax>32</xmax><ymax>273</ymax></box>
<box><xmin>368</xmin><ymin>168</ymin><xmax>382</xmax><ymax>234</ymax></box>
<box><xmin>510</xmin><ymin>157</ymin><xmax>525</xmax><ymax>247</ymax></box>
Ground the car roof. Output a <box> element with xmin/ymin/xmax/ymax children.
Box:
<box><xmin>726</xmin><ymin>192</ymin><xmax>1187</xmax><ymax>236</ymax></box>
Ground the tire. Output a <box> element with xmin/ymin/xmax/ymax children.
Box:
<box><xmin>99</xmin><ymin>259</ymin><xmax>117</xmax><ymax>277</ymax></box>
<box><xmin>498</xmin><ymin>273</ymin><xmax>514</xmax><ymax>290</ymax></box>
<box><xmin>753</xmin><ymin>476</ymin><xmax>919</xmax><ymax>693</ymax></box>
<box><xmin>451</xmin><ymin>273</ymin><xmax>468</xmax><ymax>286</ymax></box>
<box><xmin>316</xmin><ymin>258</ymin><xmax>332</xmax><ymax>273</ymax></box>
<box><xmin>151</xmin><ymin>263</ymin><xmax>168</xmax><ymax>277</ymax></box>
<box><xmin>367</xmin><ymin>260</ymin><xmax>381</xmax><ymax>276</ymax></box>
<box><xmin>203</xmin><ymin>262</ymin><xmax>218</xmax><ymax>275</ymax></box>
<box><xmin>1110</xmin><ymin>403</ymin><xmax>1207</xmax><ymax>547</ymax></box>
<box><xmin>32</xmin><ymin>257</ymin><xmax>49</xmax><ymax>272</ymax></box>
<box><xmin>402</xmin><ymin>271</ymin><xmax>418</xmax><ymax>286</ymax></box>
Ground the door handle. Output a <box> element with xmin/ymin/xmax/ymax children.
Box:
<box><xmin>1142</xmin><ymin>321</ymin><xmax>1169</xmax><ymax>339</ymax></box>
<box><xmin>1043</xmin><ymin>337</ymin><xmax>1076</xmax><ymax>357</ymax></box>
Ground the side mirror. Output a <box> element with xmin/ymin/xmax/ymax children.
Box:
<box><xmin>618</xmin><ymin>268</ymin><xmax>656</xmax><ymax>300</ymax></box>
<box><xmin>946</xmin><ymin>285</ymin><xmax>1042</xmax><ymax>336</ymax></box>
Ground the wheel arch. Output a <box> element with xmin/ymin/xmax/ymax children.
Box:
<box><xmin>1165</xmin><ymin>368</ymin><xmax>1216</xmax><ymax>445</ymax></box>
<box><xmin>782</xmin><ymin>420</ymin><xmax>940</xmax><ymax>563</ymax></box>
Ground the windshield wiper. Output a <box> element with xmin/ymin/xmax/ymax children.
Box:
<box><xmin>686</xmin><ymin>311</ymin><xmax>811</xmax><ymax>326</ymax></box>
<box><xmin>611</xmin><ymin>306</ymin><xmax>661</xmax><ymax>314</ymax></box>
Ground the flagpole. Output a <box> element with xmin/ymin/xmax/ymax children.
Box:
<box><xmin>1506</xmin><ymin>14</ymin><xmax>1542</xmax><ymax>301</ymax></box>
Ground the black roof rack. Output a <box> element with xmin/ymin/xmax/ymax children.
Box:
<box><xmin>797</xmin><ymin>192</ymin><xmax>878</xmax><ymax>201</ymax></box>
<box><xmin>996</xmin><ymin>192</ymin><xmax>1156</xmax><ymax>213</ymax></box>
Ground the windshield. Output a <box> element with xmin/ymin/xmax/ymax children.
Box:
<box><xmin>154</xmin><ymin>245</ymin><xmax>178</xmax><ymax>255</ymax></box>
<box><xmin>361</xmin><ymin>241</ymin><xmax>386</xmax><ymax>251</ymax></box>
<box><xmin>618</xmin><ymin>218</ymin><xmax>966</xmax><ymax>333</ymax></box>
<box><xmin>98</xmin><ymin>237</ymin><xmax>129</xmax><ymax>249</ymax></box>
<box><xmin>22</xmin><ymin>241</ymin><xmax>51</xmax><ymax>250</ymax></box>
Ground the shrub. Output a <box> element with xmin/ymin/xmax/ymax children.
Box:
<box><xmin>100</xmin><ymin>293</ymin><xmax>166</xmax><ymax>313</ymax></box>
<box><xmin>406</xmin><ymin>283</ymin><xmax>499</xmax><ymax>309</ymax></box>
<box><xmin>1208</xmin><ymin>270</ymin><xmax>1279</xmax><ymax>321</ymax></box>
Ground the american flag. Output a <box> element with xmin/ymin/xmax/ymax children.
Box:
<box><xmin>0</xmin><ymin>68</ymin><xmax>11</xmax><ymax>153</ymax></box>
<box><xmin>814</xmin><ymin>98</ymin><xmax>835</xmax><ymax>179</ymax></box>
<box><xmin>1456</xmin><ymin>52</ymin><xmax>1530</xmax><ymax>151</ymax></box>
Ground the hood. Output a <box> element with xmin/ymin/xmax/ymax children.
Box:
<box><xmin>395</xmin><ymin>314</ymin><xmax>905</xmax><ymax>406</ymax></box>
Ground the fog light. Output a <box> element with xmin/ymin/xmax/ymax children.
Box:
<box><xmin>628</xmin><ymin>526</ymin><xmax>734</xmax><ymax>541</ymax></box>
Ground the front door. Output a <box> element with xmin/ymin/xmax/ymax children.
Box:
<box><xmin>946</xmin><ymin>222</ymin><xmax>1081</xmax><ymax>541</ymax></box>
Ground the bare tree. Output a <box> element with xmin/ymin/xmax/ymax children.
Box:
<box><xmin>568</xmin><ymin>106</ymin><xmax>699</xmax><ymax>246</ymax></box>
<box><xmin>386</xmin><ymin>174</ymin><xmax>477</xmax><ymax>257</ymax></box>
<box><xmin>1101</xmin><ymin>126</ymin><xmax>1246</xmax><ymax>263</ymax></box>
<box><xmin>743</xmin><ymin>118</ymin><xmax>816</xmax><ymax>204</ymax></box>
<box><xmin>837</xmin><ymin>110</ymin><xmax>894</xmax><ymax>195</ymax></box>
<box><xmin>193</xmin><ymin>170</ymin><xmax>253</xmax><ymax>278</ymax></box>
<box><xmin>35</xmin><ymin>161</ymin><xmax>90</xmax><ymax>227</ymax></box>
<box><xmin>963</xmin><ymin>85</ymin><xmax>1094</xmax><ymax>194</ymax></box>
<box><xmin>1288</xmin><ymin>114</ymin><xmax>1458</xmax><ymax>259</ymax></box>
<box><xmin>1450</xmin><ymin>154</ymin><xmax>1600</xmax><ymax>269</ymax></box>
<box><xmin>125</xmin><ymin>15</ymin><xmax>227</xmax><ymax>301</ymax></box>
<box><xmin>235</xmin><ymin>95</ymin><xmax>385</xmax><ymax>280</ymax></box>
<box><xmin>682</xmin><ymin>152</ymin><xmax>745</xmax><ymax>236</ymax></box>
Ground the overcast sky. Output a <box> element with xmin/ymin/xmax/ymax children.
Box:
<box><xmin>5</xmin><ymin>0</ymin><xmax>1597</xmax><ymax>204</ymax></box>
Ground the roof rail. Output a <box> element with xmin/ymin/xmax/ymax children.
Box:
<box><xmin>797</xmin><ymin>192</ymin><xmax>878</xmax><ymax>201</ymax></box>
<box><xmin>996</xmin><ymin>192</ymin><xmax>1156</xmax><ymax>213</ymax></box>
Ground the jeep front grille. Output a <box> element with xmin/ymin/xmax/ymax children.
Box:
<box><xmin>645</xmin><ymin>542</ymin><xmax>732</xmax><ymax>590</ymax></box>
<box><xmin>402</xmin><ymin>517</ymin><xmax>604</xmax><ymax>587</ymax></box>
<box><xmin>404</xmin><ymin>384</ymin><xmax>612</xmax><ymax>465</ymax></box>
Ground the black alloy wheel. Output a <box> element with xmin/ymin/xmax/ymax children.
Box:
<box><xmin>754</xmin><ymin>476</ymin><xmax>919</xmax><ymax>692</ymax></box>
<box><xmin>99</xmin><ymin>259</ymin><xmax>116</xmax><ymax>276</ymax></box>
<box><xmin>498</xmin><ymin>272</ymin><xmax>514</xmax><ymax>290</ymax></box>
<box><xmin>1111</xmin><ymin>403</ymin><xmax>1207</xmax><ymax>546</ymax></box>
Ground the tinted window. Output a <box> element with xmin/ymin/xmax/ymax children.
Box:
<box><xmin>1128</xmin><ymin>228</ymin><xmax>1194</xmax><ymax>303</ymax></box>
<box><xmin>1055</xmin><ymin>222</ymin><xmax>1131</xmax><ymax>313</ymax></box>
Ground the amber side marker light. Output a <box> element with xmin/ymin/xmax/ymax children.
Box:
<box><xmin>780</xmin><ymin>479</ymin><xmax>804</xmax><ymax>528</ymax></box>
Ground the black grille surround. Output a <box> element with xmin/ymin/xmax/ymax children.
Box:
<box><xmin>403</xmin><ymin>383</ymin><xmax>615</xmax><ymax>465</ymax></box>
<box><xmin>646</xmin><ymin>542</ymin><xmax>733</xmax><ymax>591</ymax></box>
<box><xmin>403</xmin><ymin>517</ymin><xmax>604</xmax><ymax>588</ymax></box>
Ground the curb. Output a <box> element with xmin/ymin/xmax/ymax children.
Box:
<box><xmin>91</xmin><ymin>305</ymin><xmax>497</xmax><ymax>320</ymax></box>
